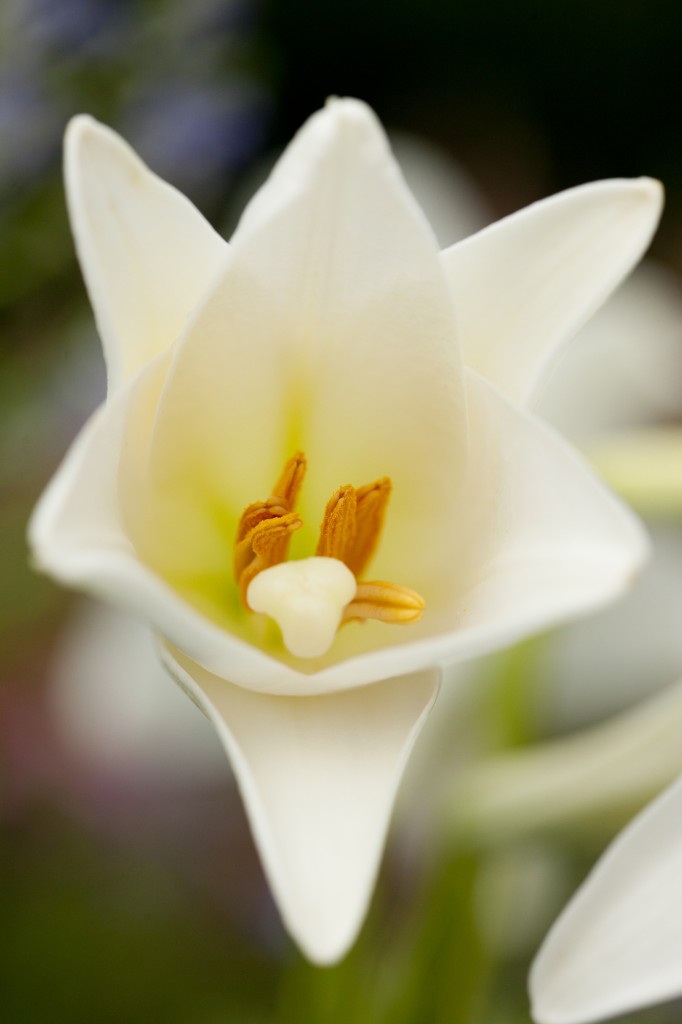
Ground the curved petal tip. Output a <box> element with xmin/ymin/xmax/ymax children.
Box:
<box><xmin>163</xmin><ymin>648</ymin><xmax>439</xmax><ymax>964</ymax></box>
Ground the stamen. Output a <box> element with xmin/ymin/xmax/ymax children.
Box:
<box><xmin>342</xmin><ymin>581</ymin><xmax>425</xmax><ymax>625</ymax></box>
<box><xmin>234</xmin><ymin>452</ymin><xmax>306</xmax><ymax>604</ymax></box>
<box><xmin>316</xmin><ymin>485</ymin><xmax>357</xmax><ymax>560</ymax></box>
<box><xmin>345</xmin><ymin>477</ymin><xmax>391</xmax><ymax>577</ymax></box>
<box><xmin>237</xmin><ymin>513</ymin><xmax>301</xmax><ymax>605</ymax></box>
<box><xmin>272</xmin><ymin>450</ymin><xmax>307</xmax><ymax>509</ymax></box>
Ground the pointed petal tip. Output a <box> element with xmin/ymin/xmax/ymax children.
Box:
<box><xmin>63</xmin><ymin>113</ymin><xmax>133</xmax><ymax>191</ymax></box>
<box><xmin>630</xmin><ymin>175</ymin><xmax>665</xmax><ymax>221</ymax></box>
<box><xmin>635</xmin><ymin>174</ymin><xmax>664</xmax><ymax>200</ymax></box>
<box><xmin>608</xmin><ymin>175</ymin><xmax>665</xmax><ymax>227</ymax></box>
<box><xmin>318</xmin><ymin>95</ymin><xmax>383</xmax><ymax>141</ymax></box>
<box><xmin>65</xmin><ymin>112</ymin><xmax>115</xmax><ymax>154</ymax></box>
<box><xmin>323</xmin><ymin>94</ymin><xmax>374</xmax><ymax>117</ymax></box>
<box><xmin>65</xmin><ymin>111</ymin><xmax>97</xmax><ymax>137</ymax></box>
<box><xmin>64</xmin><ymin>113</ymin><xmax>147</xmax><ymax>182</ymax></box>
<box><xmin>582</xmin><ymin>175</ymin><xmax>663</xmax><ymax>201</ymax></box>
<box><xmin>289</xmin><ymin>911</ymin><xmax>362</xmax><ymax>967</ymax></box>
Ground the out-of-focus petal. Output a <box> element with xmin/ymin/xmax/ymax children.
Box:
<box><xmin>535</xmin><ymin>263</ymin><xmax>682</xmax><ymax>443</ymax></box>
<box><xmin>531</xmin><ymin>768</ymin><xmax>682</xmax><ymax>1024</ymax></box>
<box><xmin>538</xmin><ymin>526</ymin><xmax>682</xmax><ymax>731</ymax></box>
<box><xmin>455</xmin><ymin>677</ymin><xmax>682</xmax><ymax>843</ymax></box>
<box><xmin>50</xmin><ymin>600</ymin><xmax>223</xmax><ymax>782</ymax></box>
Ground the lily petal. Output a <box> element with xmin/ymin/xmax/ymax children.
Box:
<box><xmin>530</xmin><ymin>767</ymin><xmax>682</xmax><ymax>1024</ymax></box>
<box><xmin>65</xmin><ymin>115</ymin><xmax>228</xmax><ymax>392</ymax></box>
<box><xmin>144</xmin><ymin>97</ymin><xmax>468</xmax><ymax>591</ymax></box>
<box><xmin>442</xmin><ymin>178</ymin><xmax>663</xmax><ymax>405</ymax></box>
<box><xmin>410</xmin><ymin>370</ymin><xmax>649</xmax><ymax>667</ymax></box>
<box><xmin>162</xmin><ymin>646</ymin><xmax>439</xmax><ymax>964</ymax></box>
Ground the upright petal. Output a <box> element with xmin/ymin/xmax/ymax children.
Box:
<box><xmin>163</xmin><ymin>647</ymin><xmax>439</xmax><ymax>964</ymax></box>
<box><xmin>145</xmin><ymin>98</ymin><xmax>467</xmax><ymax>594</ymax></box>
<box><xmin>442</xmin><ymin>179</ymin><xmax>662</xmax><ymax>405</ymax></box>
<box><xmin>531</xmin><ymin>770</ymin><xmax>682</xmax><ymax>1024</ymax></box>
<box><xmin>65</xmin><ymin>115</ymin><xmax>228</xmax><ymax>392</ymax></box>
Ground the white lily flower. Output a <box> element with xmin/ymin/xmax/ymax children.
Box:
<box><xmin>536</xmin><ymin>261</ymin><xmax>682</xmax><ymax>446</ymax></box>
<box><xmin>531</xmin><ymin>764</ymin><xmax>682</xmax><ymax>1023</ymax></box>
<box><xmin>29</xmin><ymin>98</ymin><xmax>661</xmax><ymax>962</ymax></box>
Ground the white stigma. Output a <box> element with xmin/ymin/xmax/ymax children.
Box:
<box><xmin>246</xmin><ymin>556</ymin><xmax>357</xmax><ymax>659</ymax></box>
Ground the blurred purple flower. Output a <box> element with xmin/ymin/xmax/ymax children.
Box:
<box><xmin>122</xmin><ymin>81</ymin><xmax>271</xmax><ymax>203</ymax></box>
<box><xmin>0</xmin><ymin>75</ymin><xmax>61</xmax><ymax>186</ymax></box>
<box><xmin>12</xmin><ymin>0</ymin><xmax>127</xmax><ymax>57</ymax></box>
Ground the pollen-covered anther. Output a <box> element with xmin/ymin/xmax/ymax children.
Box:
<box><xmin>237</xmin><ymin>514</ymin><xmax>302</xmax><ymax>604</ymax></box>
<box><xmin>234</xmin><ymin>452</ymin><xmax>306</xmax><ymax>605</ymax></box>
<box><xmin>342</xmin><ymin>581</ymin><xmax>425</xmax><ymax>625</ymax></box>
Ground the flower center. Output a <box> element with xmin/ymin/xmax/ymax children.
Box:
<box><xmin>233</xmin><ymin>452</ymin><xmax>425</xmax><ymax>658</ymax></box>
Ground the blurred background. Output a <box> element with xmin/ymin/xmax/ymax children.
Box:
<box><xmin>2</xmin><ymin>1</ymin><xmax>682</xmax><ymax>1021</ymax></box>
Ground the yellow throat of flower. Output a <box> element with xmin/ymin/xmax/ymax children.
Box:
<box><xmin>233</xmin><ymin>453</ymin><xmax>425</xmax><ymax>658</ymax></box>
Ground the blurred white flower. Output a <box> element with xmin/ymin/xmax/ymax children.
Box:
<box><xmin>455</xmin><ymin>674</ymin><xmax>682</xmax><ymax>843</ymax></box>
<box><xmin>29</xmin><ymin>98</ymin><xmax>659</xmax><ymax>961</ymax></box>
<box><xmin>534</xmin><ymin>257</ymin><xmax>682</xmax><ymax>726</ymax></box>
<box><xmin>50</xmin><ymin>599</ymin><xmax>224</xmax><ymax>783</ymax></box>
<box><xmin>535</xmin><ymin>261</ymin><xmax>682</xmax><ymax>445</ymax></box>
<box><xmin>530</xmin><ymin>766</ymin><xmax>682</xmax><ymax>1024</ymax></box>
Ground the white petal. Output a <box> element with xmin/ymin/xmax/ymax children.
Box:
<box><xmin>65</xmin><ymin>115</ymin><xmax>228</xmax><ymax>392</ymax></box>
<box><xmin>442</xmin><ymin>178</ymin><xmax>663</xmax><ymax>405</ymax></box>
<box><xmin>405</xmin><ymin>369</ymin><xmax>649</xmax><ymax>669</ymax></box>
<box><xmin>145</xmin><ymin>97</ymin><xmax>467</xmax><ymax>594</ymax></box>
<box><xmin>531</xmin><ymin>768</ymin><xmax>682</xmax><ymax>1024</ymax></box>
<box><xmin>163</xmin><ymin>646</ymin><xmax>439</xmax><ymax>963</ymax></box>
<box><xmin>456</xmin><ymin>676</ymin><xmax>682</xmax><ymax>843</ymax></box>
